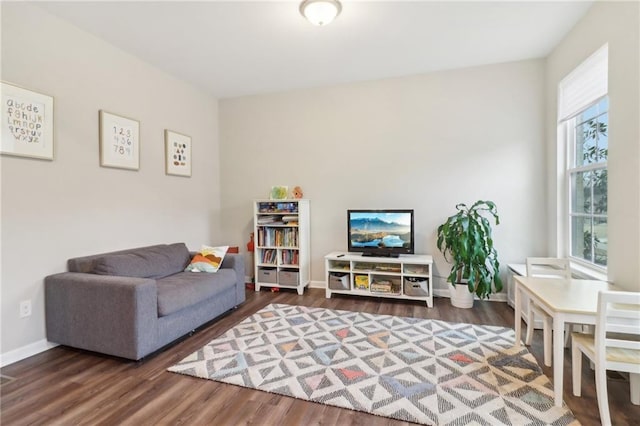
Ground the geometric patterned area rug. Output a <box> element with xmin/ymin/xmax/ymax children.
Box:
<box><xmin>168</xmin><ymin>303</ymin><xmax>579</xmax><ymax>425</ymax></box>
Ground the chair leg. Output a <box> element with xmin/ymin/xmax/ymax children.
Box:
<box><xmin>571</xmin><ymin>339</ymin><xmax>582</xmax><ymax>397</ymax></box>
<box><xmin>631</xmin><ymin>373</ymin><xmax>640</xmax><ymax>405</ymax></box>
<box><xmin>525</xmin><ymin>303</ymin><xmax>535</xmax><ymax>345</ymax></box>
<box><xmin>543</xmin><ymin>316</ymin><xmax>552</xmax><ymax>367</ymax></box>
<box><xmin>595</xmin><ymin>363</ymin><xmax>611</xmax><ymax>426</ymax></box>
<box><xmin>563</xmin><ymin>324</ymin><xmax>571</xmax><ymax>348</ymax></box>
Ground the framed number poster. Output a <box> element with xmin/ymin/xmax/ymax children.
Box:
<box><xmin>99</xmin><ymin>110</ymin><xmax>140</xmax><ymax>170</ymax></box>
<box><xmin>164</xmin><ymin>130</ymin><xmax>191</xmax><ymax>177</ymax></box>
<box><xmin>1</xmin><ymin>81</ymin><xmax>54</xmax><ymax>160</ymax></box>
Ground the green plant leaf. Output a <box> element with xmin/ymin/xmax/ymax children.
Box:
<box><xmin>436</xmin><ymin>200</ymin><xmax>501</xmax><ymax>300</ymax></box>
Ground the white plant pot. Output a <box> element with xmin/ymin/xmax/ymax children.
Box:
<box><xmin>450</xmin><ymin>283</ymin><xmax>474</xmax><ymax>308</ymax></box>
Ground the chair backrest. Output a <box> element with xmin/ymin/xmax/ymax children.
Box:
<box><xmin>526</xmin><ymin>257</ymin><xmax>571</xmax><ymax>279</ymax></box>
<box><xmin>595</xmin><ymin>290</ymin><xmax>640</xmax><ymax>366</ymax></box>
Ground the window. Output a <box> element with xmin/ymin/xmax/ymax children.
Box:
<box><xmin>558</xmin><ymin>44</ymin><xmax>608</xmax><ymax>270</ymax></box>
<box><xmin>567</xmin><ymin>98</ymin><xmax>608</xmax><ymax>266</ymax></box>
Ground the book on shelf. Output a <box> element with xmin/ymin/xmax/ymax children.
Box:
<box><xmin>257</xmin><ymin>228</ymin><xmax>299</xmax><ymax>247</ymax></box>
<box><xmin>354</xmin><ymin>275</ymin><xmax>369</xmax><ymax>290</ymax></box>
<box><xmin>370</xmin><ymin>282</ymin><xmax>391</xmax><ymax>293</ymax></box>
<box><xmin>375</xmin><ymin>265</ymin><xmax>401</xmax><ymax>273</ymax></box>
<box><xmin>260</xmin><ymin>249</ymin><xmax>277</xmax><ymax>264</ymax></box>
<box><xmin>280</xmin><ymin>249</ymin><xmax>299</xmax><ymax>265</ymax></box>
<box><xmin>370</xmin><ymin>282</ymin><xmax>400</xmax><ymax>294</ymax></box>
<box><xmin>257</xmin><ymin>215</ymin><xmax>278</xmax><ymax>224</ymax></box>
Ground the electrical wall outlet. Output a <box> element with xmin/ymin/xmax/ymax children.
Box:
<box><xmin>19</xmin><ymin>300</ymin><xmax>32</xmax><ymax>318</ymax></box>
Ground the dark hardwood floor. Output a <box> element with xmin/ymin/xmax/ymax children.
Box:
<box><xmin>1</xmin><ymin>288</ymin><xmax>638</xmax><ymax>425</ymax></box>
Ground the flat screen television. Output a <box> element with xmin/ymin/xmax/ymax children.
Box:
<box><xmin>347</xmin><ymin>209</ymin><xmax>414</xmax><ymax>257</ymax></box>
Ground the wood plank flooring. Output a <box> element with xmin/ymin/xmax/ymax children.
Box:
<box><xmin>2</xmin><ymin>288</ymin><xmax>639</xmax><ymax>425</ymax></box>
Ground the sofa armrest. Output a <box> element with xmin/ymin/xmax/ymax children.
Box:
<box><xmin>220</xmin><ymin>253</ymin><xmax>246</xmax><ymax>305</ymax></box>
<box><xmin>220</xmin><ymin>253</ymin><xmax>245</xmax><ymax>282</ymax></box>
<box><xmin>45</xmin><ymin>272</ymin><xmax>158</xmax><ymax>360</ymax></box>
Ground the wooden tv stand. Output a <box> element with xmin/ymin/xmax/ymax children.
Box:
<box><xmin>324</xmin><ymin>252</ymin><xmax>433</xmax><ymax>307</ymax></box>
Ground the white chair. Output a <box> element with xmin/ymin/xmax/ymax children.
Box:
<box><xmin>524</xmin><ymin>257</ymin><xmax>572</xmax><ymax>367</ymax></box>
<box><xmin>572</xmin><ymin>290</ymin><xmax>640</xmax><ymax>426</ymax></box>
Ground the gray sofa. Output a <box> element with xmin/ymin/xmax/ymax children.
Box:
<box><xmin>45</xmin><ymin>243</ymin><xmax>245</xmax><ymax>360</ymax></box>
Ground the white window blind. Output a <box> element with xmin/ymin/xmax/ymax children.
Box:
<box><xmin>558</xmin><ymin>44</ymin><xmax>608</xmax><ymax>122</ymax></box>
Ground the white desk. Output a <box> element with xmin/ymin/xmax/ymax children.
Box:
<box><xmin>513</xmin><ymin>276</ymin><xmax>613</xmax><ymax>407</ymax></box>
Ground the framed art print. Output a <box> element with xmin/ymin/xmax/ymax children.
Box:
<box><xmin>99</xmin><ymin>110</ymin><xmax>140</xmax><ymax>170</ymax></box>
<box><xmin>165</xmin><ymin>130</ymin><xmax>191</xmax><ymax>177</ymax></box>
<box><xmin>1</xmin><ymin>81</ymin><xmax>54</xmax><ymax>160</ymax></box>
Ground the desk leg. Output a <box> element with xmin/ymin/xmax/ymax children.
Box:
<box><xmin>553</xmin><ymin>314</ymin><xmax>565</xmax><ymax>407</ymax></box>
<box><xmin>514</xmin><ymin>284</ymin><xmax>522</xmax><ymax>347</ymax></box>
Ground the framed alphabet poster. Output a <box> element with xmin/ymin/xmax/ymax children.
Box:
<box><xmin>1</xmin><ymin>81</ymin><xmax>54</xmax><ymax>160</ymax></box>
<box><xmin>164</xmin><ymin>130</ymin><xmax>191</xmax><ymax>177</ymax></box>
<box><xmin>99</xmin><ymin>110</ymin><xmax>140</xmax><ymax>170</ymax></box>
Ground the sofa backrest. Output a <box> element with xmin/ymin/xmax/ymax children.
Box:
<box><xmin>68</xmin><ymin>243</ymin><xmax>191</xmax><ymax>279</ymax></box>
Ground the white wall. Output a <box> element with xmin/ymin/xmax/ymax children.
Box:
<box><xmin>220</xmin><ymin>59</ymin><xmax>547</xmax><ymax>295</ymax></box>
<box><xmin>545</xmin><ymin>1</ymin><xmax>640</xmax><ymax>291</ymax></box>
<box><xmin>0</xmin><ymin>3</ymin><xmax>221</xmax><ymax>360</ymax></box>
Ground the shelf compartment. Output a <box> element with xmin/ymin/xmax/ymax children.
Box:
<box><xmin>327</xmin><ymin>260</ymin><xmax>350</xmax><ymax>271</ymax></box>
<box><xmin>257</xmin><ymin>201</ymin><xmax>299</xmax><ymax>214</ymax></box>
<box><xmin>256</xmin><ymin>227</ymin><xmax>299</xmax><ymax>247</ymax></box>
<box><xmin>403</xmin><ymin>264</ymin><xmax>429</xmax><ymax>275</ymax></box>
<box><xmin>279</xmin><ymin>249</ymin><xmax>299</xmax><ymax>266</ymax></box>
<box><xmin>279</xmin><ymin>269</ymin><xmax>299</xmax><ymax>287</ymax></box>
<box><xmin>353</xmin><ymin>262</ymin><xmax>401</xmax><ymax>273</ymax></box>
<box><xmin>370</xmin><ymin>276</ymin><xmax>401</xmax><ymax>295</ymax></box>
<box><xmin>354</xmin><ymin>274</ymin><xmax>369</xmax><ymax>291</ymax></box>
<box><xmin>404</xmin><ymin>277</ymin><xmax>429</xmax><ymax>297</ymax></box>
<box><xmin>259</xmin><ymin>249</ymin><xmax>277</xmax><ymax>264</ymax></box>
<box><xmin>257</xmin><ymin>267</ymin><xmax>278</xmax><ymax>284</ymax></box>
<box><xmin>372</xmin><ymin>264</ymin><xmax>402</xmax><ymax>273</ymax></box>
<box><xmin>352</xmin><ymin>263</ymin><xmax>375</xmax><ymax>272</ymax></box>
<box><xmin>328</xmin><ymin>272</ymin><xmax>350</xmax><ymax>290</ymax></box>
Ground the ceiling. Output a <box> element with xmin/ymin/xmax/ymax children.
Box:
<box><xmin>37</xmin><ymin>1</ymin><xmax>594</xmax><ymax>99</ymax></box>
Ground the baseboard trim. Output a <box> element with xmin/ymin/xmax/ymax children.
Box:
<box><xmin>0</xmin><ymin>339</ymin><xmax>58</xmax><ymax>368</ymax></box>
<box><xmin>309</xmin><ymin>280</ymin><xmax>325</xmax><ymax>289</ymax></box>
<box><xmin>433</xmin><ymin>288</ymin><xmax>507</xmax><ymax>302</ymax></box>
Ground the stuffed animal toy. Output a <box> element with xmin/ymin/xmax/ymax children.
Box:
<box><xmin>291</xmin><ymin>186</ymin><xmax>303</xmax><ymax>199</ymax></box>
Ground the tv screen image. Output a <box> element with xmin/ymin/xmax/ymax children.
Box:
<box><xmin>347</xmin><ymin>210</ymin><xmax>414</xmax><ymax>257</ymax></box>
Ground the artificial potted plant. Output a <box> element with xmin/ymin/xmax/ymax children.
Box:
<box><xmin>436</xmin><ymin>200</ymin><xmax>503</xmax><ymax>308</ymax></box>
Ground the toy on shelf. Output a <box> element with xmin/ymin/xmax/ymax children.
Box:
<box><xmin>291</xmin><ymin>186</ymin><xmax>303</xmax><ymax>199</ymax></box>
<box><xmin>246</xmin><ymin>232</ymin><xmax>255</xmax><ymax>252</ymax></box>
<box><xmin>246</xmin><ymin>232</ymin><xmax>256</xmax><ymax>289</ymax></box>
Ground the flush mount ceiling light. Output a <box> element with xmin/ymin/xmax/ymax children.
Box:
<box><xmin>299</xmin><ymin>0</ymin><xmax>342</xmax><ymax>26</ymax></box>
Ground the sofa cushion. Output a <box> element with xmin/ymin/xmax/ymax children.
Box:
<box><xmin>185</xmin><ymin>245</ymin><xmax>229</xmax><ymax>273</ymax></box>
<box><xmin>68</xmin><ymin>244</ymin><xmax>167</xmax><ymax>273</ymax></box>
<box><xmin>93</xmin><ymin>243</ymin><xmax>191</xmax><ymax>279</ymax></box>
<box><xmin>156</xmin><ymin>269</ymin><xmax>236</xmax><ymax>317</ymax></box>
